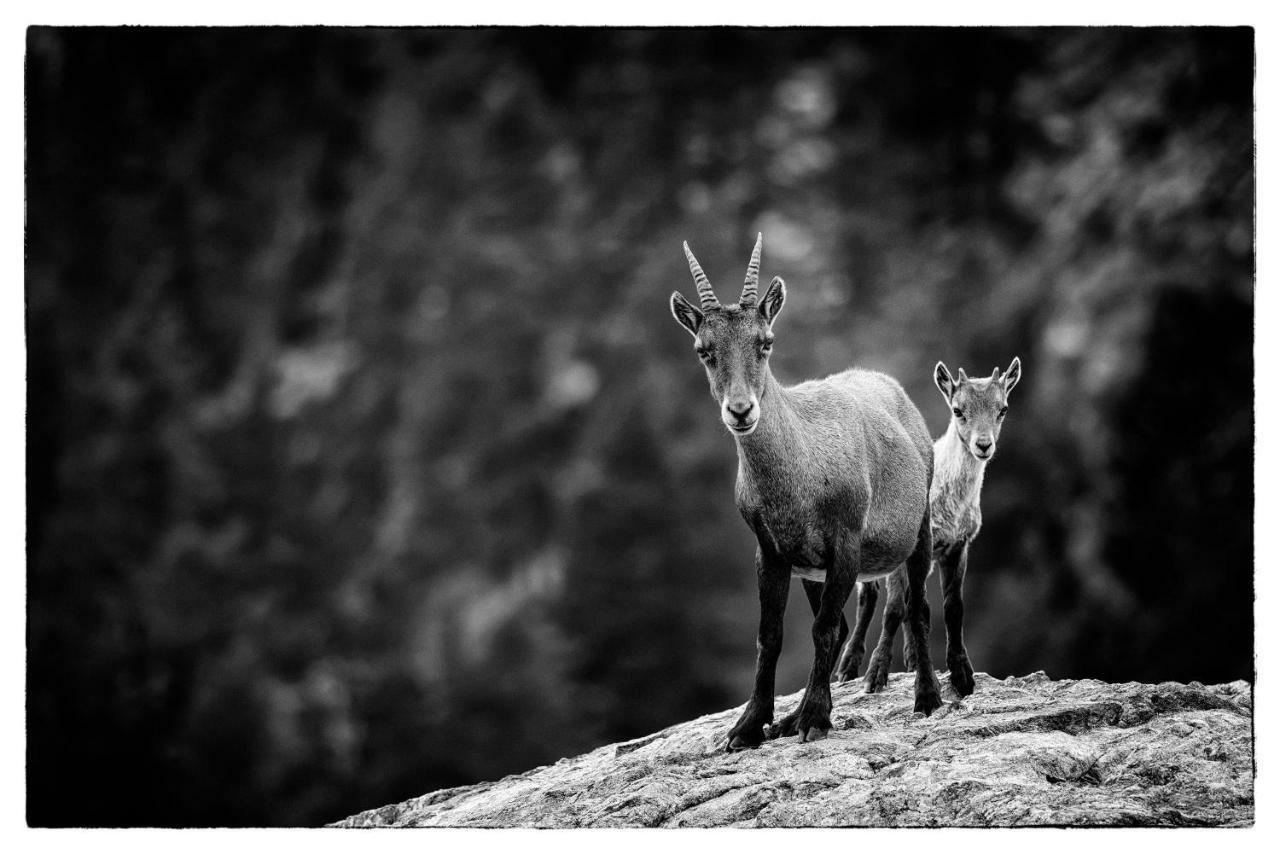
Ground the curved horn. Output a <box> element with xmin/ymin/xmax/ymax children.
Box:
<box><xmin>740</xmin><ymin>232</ymin><xmax>763</xmax><ymax>306</ymax></box>
<box><xmin>683</xmin><ymin>241</ymin><xmax>720</xmax><ymax>310</ymax></box>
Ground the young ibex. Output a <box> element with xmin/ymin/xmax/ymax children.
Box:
<box><xmin>834</xmin><ymin>359</ymin><xmax>1023</xmax><ymax>698</ymax></box>
<box><xmin>670</xmin><ymin>234</ymin><xmax>943</xmax><ymax>749</ymax></box>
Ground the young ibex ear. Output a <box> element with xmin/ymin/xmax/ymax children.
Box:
<box><xmin>1002</xmin><ymin>356</ymin><xmax>1022</xmax><ymax>394</ymax></box>
<box><xmin>759</xmin><ymin>276</ymin><xmax>786</xmax><ymax>325</ymax></box>
<box><xmin>670</xmin><ymin>291</ymin><xmax>704</xmax><ymax>337</ymax></box>
<box><xmin>934</xmin><ymin>361</ymin><xmax>956</xmax><ymax>400</ymax></box>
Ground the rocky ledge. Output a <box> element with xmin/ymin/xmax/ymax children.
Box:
<box><xmin>333</xmin><ymin>672</ymin><xmax>1253</xmax><ymax>828</ymax></box>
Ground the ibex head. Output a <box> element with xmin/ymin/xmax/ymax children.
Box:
<box><xmin>670</xmin><ymin>233</ymin><xmax>786</xmax><ymax>437</ymax></box>
<box><xmin>934</xmin><ymin>358</ymin><xmax>1022</xmax><ymax>461</ymax></box>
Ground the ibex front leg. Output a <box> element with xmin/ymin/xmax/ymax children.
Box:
<box><xmin>772</xmin><ymin>539</ymin><xmax>858</xmax><ymax>743</ymax></box>
<box><xmin>939</xmin><ymin>540</ymin><xmax>975</xmax><ymax>696</ymax></box>
<box><xmin>772</xmin><ymin>577</ymin><xmax>851</xmax><ymax>738</ymax></box>
<box><xmin>726</xmin><ymin>546</ymin><xmax>789</xmax><ymax>751</ymax></box>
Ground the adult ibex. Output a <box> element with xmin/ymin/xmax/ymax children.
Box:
<box><xmin>669</xmin><ymin>234</ymin><xmax>942</xmax><ymax>749</ymax></box>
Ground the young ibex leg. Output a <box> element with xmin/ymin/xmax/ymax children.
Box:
<box><xmin>939</xmin><ymin>540</ymin><xmax>975</xmax><ymax>696</ymax></box>
<box><xmin>834</xmin><ymin>580</ymin><xmax>879</xmax><ymax>682</ymax></box>
<box><xmin>726</xmin><ymin>546</ymin><xmax>790</xmax><ymax>751</ymax></box>
<box><xmin>863</xmin><ymin>569</ymin><xmax>904</xmax><ymax>693</ymax></box>
<box><xmin>905</xmin><ymin>510</ymin><xmax>943</xmax><ymax>714</ymax></box>
<box><xmin>771</xmin><ymin>540</ymin><xmax>859</xmax><ymax>742</ymax></box>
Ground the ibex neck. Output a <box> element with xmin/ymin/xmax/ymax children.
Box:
<box><xmin>936</xmin><ymin>420</ymin><xmax>987</xmax><ymax>494</ymax></box>
<box><xmin>734</xmin><ymin>372</ymin><xmax>803</xmax><ymax>483</ymax></box>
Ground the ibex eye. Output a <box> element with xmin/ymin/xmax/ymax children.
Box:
<box><xmin>998</xmin><ymin>407</ymin><xmax>1008</xmax><ymax>417</ymax></box>
<box><xmin>952</xmin><ymin>408</ymin><xmax>964</xmax><ymax>419</ymax></box>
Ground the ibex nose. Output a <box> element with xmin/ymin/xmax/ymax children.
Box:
<box><xmin>975</xmin><ymin>438</ymin><xmax>993</xmax><ymax>454</ymax></box>
<box><xmin>727</xmin><ymin>399</ymin><xmax>755</xmax><ymax>420</ymax></box>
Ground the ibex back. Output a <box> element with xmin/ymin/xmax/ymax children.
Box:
<box><xmin>670</xmin><ymin>234</ymin><xmax>943</xmax><ymax>749</ymax></box>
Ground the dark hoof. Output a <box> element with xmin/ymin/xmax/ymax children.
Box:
<box><xmin>725</xmin><ymin>729</ymin><xmax>765</xmax><ymax>751</ymax></box>
<box><xmin>834</xmin><ymin>651</ymin><xmax>863</xmax><ymax>683</ymax></box>
<box><xmin>913</xmin><ymin>686</ymin><xmax>944</xmax><ymax>716</ymax></box>
<box><xmin>949</xmin><ymin>656</ymin><xmax>976</xmax><ymax>697</ymax></box>
<box><xmin>768</xmin><ymin>710</ymin><xmax>800</xmax><ymax>739</ymax></box>
<box><xmin>864</xmin><ymin>656</ymin><xmax>891</xmax><ymax>694</ymax></box>
<box><xmin>727</xmin><ymin>733</ymin><xmax>762</xmax><ymax>752</ymax></box>
<box><xmin>795</xmin><ymin>707</ymin><xmax>833</xmax><ymax>741</ymax></box>
<box><xmin>726</xmin><ymin>716</ymin><xmax>768</xmax><ymax>751</ymax></box>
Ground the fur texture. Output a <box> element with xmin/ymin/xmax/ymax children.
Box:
<box><xmin>929</xmin><ymin>420</ymin><xmax>987</xmax><ymax>545</ymax></box>
<box><xmin>671</xmin><ymin>236</ymin><xmax>943</xmax><ymax>749</ymax></box>
<box><xmin>734</xmin><ymin>369</ymin><xmax>932</xmax><ymax>580</ymax></box>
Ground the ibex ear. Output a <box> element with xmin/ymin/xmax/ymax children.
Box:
<box><xmin>670</xmin><ymin>291</ymin><xmax>703</xmax><ymax>337</ymax></box>
<box><xmin>1002</xmin><ymin>357</ymin><xmax>1022</xmax><ymax>394</ymax></box>
<box><xmin>934</xmin><ymin>362</ymin><xmax>956</xmax><ymax>400</ymax></box>
<box><xmin>759</xmin><ymin>276</ymin><xmax>786</xmax><ymax>325</ymax></box>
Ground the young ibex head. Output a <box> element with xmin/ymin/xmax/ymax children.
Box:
<box><xmin>670</xmin><ymin>234</ymin><xmax>786</xmax><ymax>437</ymax></box>
<box><xmin>935</xmin><ymin>357</ymin><xmax>1022</xmax><ymax>461</ymax></box>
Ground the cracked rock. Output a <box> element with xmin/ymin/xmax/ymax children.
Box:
<box><xmin>332</xmin><ymin>672</ymin><xmax>1253</xmax><ymax>828</ymax></box>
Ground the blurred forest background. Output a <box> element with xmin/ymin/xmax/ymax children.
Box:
<box><xmin>26</xmin><ymin>27</ymin><xmax>1253</xmax><ymax>826</ymax></box>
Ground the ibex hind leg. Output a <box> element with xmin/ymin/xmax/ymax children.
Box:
<box><xmin>905</xmin><ymin>511</ymin><xmax>943</xmax><ymax>715</ymax></box>
<box><xmin>835</xmin><ymin>579</ymin><xmax>880</xmax><ymax>682</ymax></box>
<box><xmin>799</xmin><ymin>578</ymin><xmax>849</xmax><ymax>653</ymax></box>
<box><xmin>863</xmin><ymin>570</ymin><xmax>904</xmax><ymax>694</ymax></box>
<box><xmin>902</xmin><ymin>585</ymin><xmax>930</xmax><ymax>672</ymax></box>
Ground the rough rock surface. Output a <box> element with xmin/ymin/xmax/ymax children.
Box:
<box><xmin>334</xmin><ymin>672</ymin><xmax>1253</xmax><ymax>828</ymax></box>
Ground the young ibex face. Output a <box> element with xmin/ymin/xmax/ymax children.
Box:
<box><xmin>935</xmin><ymin>358</ymin><xmax>1022</xmax><ymax>461</ymax></box>
<box><xmin>670</xmin><ymin>234</ymin><xmax>786</xmax><ymax>437</ymax></box>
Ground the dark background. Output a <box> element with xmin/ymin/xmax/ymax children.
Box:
<box><xmin>26</xmin><ymin>27</ymin><xmax>1253</xmax><ymax>827</ymax></box>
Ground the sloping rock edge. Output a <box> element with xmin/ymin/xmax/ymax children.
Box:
<box><xmin>332</xmin><ymin>672</ymin><xmax>1254</xmax><ymax>828</ymax></box>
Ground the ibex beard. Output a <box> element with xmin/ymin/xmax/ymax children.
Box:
<box><xmin>670</xmin><ymin>233</ymin><xmax>943</xmax><ymax>750</ymax></box>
